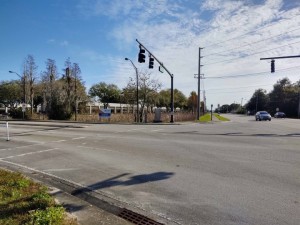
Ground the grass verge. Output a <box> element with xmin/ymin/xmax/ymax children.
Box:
<box><xmin>199</xmin><ymin>113</ymin><xmax>212</xmax><ymax>122</ymax></box>
<box><xmin>214</xmin><ymin>113</ymin><xmax>230</xmax><ymax>121</ymax></box>
<box><xmin>199</xmin><ymin>113</ymin><xmax>230</xmax><ymax>122</ymax></box>
<box><xmin>0</xmin><ymin>169</ymin><xmax>77</xmax><ymax>225</ymax></box>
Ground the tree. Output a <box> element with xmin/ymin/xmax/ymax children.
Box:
<box><xmin>246</xmin><ymin>89</ymin><xmax>268</xmax><ymax>113</ymax></box>
<box><xmin>23</xmin><ymin>55</ymin><xmax>37</xmax><ymax>114</ymax></box>
<box><xmin>187</xmin><ymin>91</ymin><xmax>197</xmax><ymax>113</ymax></box>
<box><xmin>157</xmin><ymin>89</ymin><xmax>170</xmax><ymax>109</ymax></box>
<box><xmin>157</xmin><ymin>88</ymin><xmax>187</xmax><ymax>110</ymax></box>
<box><xmin>268</xmin><ymin>78</ymin><xmax>300</xmax><ymax>117</ymax></box>
<box><xmin>0</xmin><ymin>80</ymin><xmax>21</xmax><ymax>107</ymax></box>
<box><xmin>219</xmin><ymin>104</ymin><xmax>230</xmax><ymax>113</ymax></box>
<box><xmin>174</xmin><ymin>89</ymin><xmax>187</xmax><ymax>109</ymax></box>
<box><xmin>40</xmin><ymin>59</ymin><xmax>58</xmax><ymax>114</ymax></box>
<box><xmin>89</xmin><ymin>82</ymin><xmax>121</xmax><ymax>108</ymax></box>
<box><xmin>124</xmin><ymin>70</ymin><xmax>161</xmax><ymax>122</ymax></box>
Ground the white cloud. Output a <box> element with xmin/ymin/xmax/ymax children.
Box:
<box><xmin>78</xmin><ymin>0</ymin><xmax>300</xmax><ymax>106</ymax></box>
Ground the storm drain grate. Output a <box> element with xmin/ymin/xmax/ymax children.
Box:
<box><xmin>119</xmin><ymin>208</ymin><xmax>164</xmax><ymax>225</ymax></box>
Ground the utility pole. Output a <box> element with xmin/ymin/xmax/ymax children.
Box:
<box><xmin>75</xmin><ymin>71</ymin><xmax>77</xmax><ymax>121</ymax></box>
<box><xmin>298</xmin><ymin>83</ymin><xmax>300</xmax><ymax>118</ymax></box>
<box><xmin>197</xmin><ymin>48</ymin><xmax>203</xmax><ymax>120</ymax></box>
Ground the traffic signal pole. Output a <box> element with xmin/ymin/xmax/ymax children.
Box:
<box><xmin>136</xmin><ymin>39</ymin><xmax>175</xmax><ymax>123</ymax></box>
<box><xmin>260</xmin><ymin>54</ymin><xmax>300</xmax><ymax>118</ymax></box>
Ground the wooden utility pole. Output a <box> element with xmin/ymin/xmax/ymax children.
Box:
<box><xmin>197</xmin><ymin>48</ymin><xmax>203</xmax><ymax>120</ymax></box>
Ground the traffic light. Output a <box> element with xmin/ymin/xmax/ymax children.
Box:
<box><xmin>149</xmin><ymin>56</ymin><xmax>154</xmax><ymax>69</ymax></box>
<box><xmin>271</xmin><ymin>59</ymin><xmax>275</xmax><ymax>73</ymax></box>
<box><xmin>138</xmin><ymin>48</ymin><xmax>145</xmax><ymax>63</ymax></box>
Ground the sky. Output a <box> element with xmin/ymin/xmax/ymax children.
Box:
<box><xmin>1</xmin><ymin>0</ymin><xmax>300</xmax><ymax>109</ymax></box>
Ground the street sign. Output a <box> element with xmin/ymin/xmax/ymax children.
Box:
<box><xmin>99</xmin><ymin>108</ymin><xmax>111</xmax><ymax>119</ymax></box>
<box><xmin>22</xmin><ymin>103</ymin><xmax>26</xmax><ymax>112</ymax></box>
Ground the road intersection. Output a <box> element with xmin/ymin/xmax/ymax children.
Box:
<box><xmin>1</xmin><ymin>115</ymin><xmax>299</xmax><ymax>225</ymax></box>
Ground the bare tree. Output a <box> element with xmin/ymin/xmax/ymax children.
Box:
<box><xmin>23</xmin><ymin>55</ymin><xmax>37</xmax><ymax>114</ymax></box>
<box><xmin>41</xmin><ymin>59</ymin><xmax>58</xmax><ymax>114</ymax></box>
<box><xmin>125</xmin><ymin>70</ymin><xmax>161</xmax><ymax>122</ymax></box>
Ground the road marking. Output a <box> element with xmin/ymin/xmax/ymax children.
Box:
<box><xmin>43</xmin><ymin>168</ymin><xmax>79</xmax><ymax>172</ymax></box>
<box><xmin>96</xmin><ymin>134</ymin><xmax>126</xmax><ymax>139</ymax></box>
<box><xmin>77</xmin><ymin>146</ymin><xmax>117</xmax><ymax>152</ymax></box>
<box><xmin>0</xmin><ymin>148</ymin><xmax>12</xmax><ymax>152</ymax></box>
<box><xmin>15</xmin><ymin>143</ymin><xmax>46</xmax><ymax>149</ymax></box>
<box><xmin>151</xmin><ymin>129</ymin><xmax>163</xmax><ymax>132</ymax></box>
<box><xmin>52</xmin><ymin>140</ymin><xmax>66</xmax><ymax>143</ymax></box>
<box><xmin>127</xmin><ymin>128</ymin><xmax>147</xmax><ymax>132</ymax></box>
<box><xmin>72</xmin><ymin>137</ymin><xmax>86</xmax><ymax>140</ymax></box>
<box><xmin>0</xmin><ymin>159</ymin><xmax>85</xmax><ymax>190</ymax></box>
<box><xmin>0</xmin><ymin>148</ymin><xmax>58</xmax><ymax>160</ymax></box>
<box><xmin>0</xmin><ymin>142</ymin><xmax>46</xmax><ymax>152</ymax></box>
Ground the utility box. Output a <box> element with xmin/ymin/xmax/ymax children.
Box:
<box><xmin>153</xmin><ymin>108</ymin><xmax>162</xmax><ymax>123</ymax></box>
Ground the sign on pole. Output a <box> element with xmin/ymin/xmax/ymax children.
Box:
<box><xmin>99</xmin><ymin>108</ymin><xmax>111</xmax><ymax>122</ymax></box>
<box><xmin>22</xmin><ymin>103</ymin><xmax>26</xmax><ymax>112</ymax></box>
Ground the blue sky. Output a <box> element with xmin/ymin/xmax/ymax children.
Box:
<box><xmin>1</xmin><ymin>0</ymin><xmax>300</xmax><ymax>108</ymax></box>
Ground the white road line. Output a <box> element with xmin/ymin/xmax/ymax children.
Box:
<box><xmin>0</xmin><ymin>148</ymin><xmax>58</xmax><ymax>160</ymax></box>
<box><xmin>0</xmin><ymin>158</ymin><xmax>123</xmax><ymax>205</ymax></box>
<box><xmin>43</xmin><ymin>168</ymin><xmax>79</xmax><ymax>172</ymax></box>
<box><xmin>96</xmin><ymin>134</ymin><xmax>126</xmax><ymax>139</ymax></box>
<box><xmin>151</xmin><ymin>129</ymin><xmax>163</xmax><ymax>132</ymax></box>
<box><xmin>72</xmin><ymin>137</ymin><xmax>86</xmax><ymax>140</ymax></box>
<box><xmin>0</xmin><ymin>159</ymin><xmax>85</xmax><ymax>190</ymax></box>
<box><xmin>52</xmin><ymin>140</ymin><xmax>66</xmax><ymax>143</ymax></box>
<box><xmin>15</xmin><ymin>143</ymin><xmax>45</xmax><ymax>149</ymax></box>
<box><xmin>76</xmin><ymin>146</ymin><xmax>117</xmax><ymax>152</ymax></box>
<box><xmin>127</xmin><ymin>128</ymin><xmax>147</xmax><ymax>132</ymax></box>
<box><xmin>0</xmin><ymin>142</ymin><xmax>46</xmax><ymax>152</ymax></box>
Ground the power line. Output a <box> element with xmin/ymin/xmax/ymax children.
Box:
<box><xmin>204</xmin><ymin>13</ymin><xmax>300</xmax><ymax>48</ymax></box>
<box><xmin>204</xmin><ymin>40</ymin><xmax>300</xmax><ymax>66</ymax></box>
<box><xmin>206</xmin><ymin>90</ymin><xmax>255</xmax><ymax>94</ymax></box>
<box><xmin>204</xmin><ymin>27</ymin><xmax>300</xmax><ymax>58</ymax></box>
<box><xmin>205</xmin><ymin>65</ymin><xmax>300</xmax><ymax>79</ymax></box>
<box><xmin>206</xmin><ymin>83</ymin><xmax>273</xmax><ymax>91</ymax></box>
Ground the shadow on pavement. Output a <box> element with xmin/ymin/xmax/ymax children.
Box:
<box><xmin>71</xmin><ymin>172</ymin><xmax>174</xmax><ymax>196</ymax></box>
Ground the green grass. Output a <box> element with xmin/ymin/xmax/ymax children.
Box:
<box><xmin>199</xmin><ymin>113</ymin><xmax>212</xmax><ymax>122</ymax></box>
<box><xmin>199</xmin><ymin>113</ymin><xmax>230</xmax><ymax>122</ymax></box>
<box><xmin>0</xmin><ymin>169</ymin><xmax>77</xmax><ymax>225</ymax></box>
<box><xmin>214</xmin><ymin>113</ymin><xmax>230</xmax><ymax>121</ymax></box>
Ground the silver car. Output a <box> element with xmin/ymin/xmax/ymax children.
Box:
<box><xmin>255</xmin><ymin>111</ymin><xmax>271</xmax><ymax>121</ymax></box>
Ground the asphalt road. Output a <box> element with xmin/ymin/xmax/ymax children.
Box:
<box><xmin>0</xmin><ymin>115</ymin><xmax>299</xmax><ymax>225</ymax></box>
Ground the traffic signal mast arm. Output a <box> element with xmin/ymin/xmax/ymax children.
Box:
<box><xmin>260</xmin><ymin>55</ymin><xmax>300</xmax><ymax>73</ymax></box>
<box><xmin>136</xmin><ymin>39</ymin><xmax>175</xmax><ymax>123</ymax></box>
<box><xmin>260</xmin><ymin>55</ymin><xmax>300</xmax><ymax>60</ymax></box>
<box><xmin>136</xmin><ymin>39</ymin><xmax>173</xmax><ymax>78</ymax></box>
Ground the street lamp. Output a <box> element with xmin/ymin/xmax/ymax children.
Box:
<box><xmin>125</xmin><ymin>58</ymin><xmax>139</xmax><ymax>123</ymax></box>
<box><xmin>9</xmin><ymin>70</ymin><xmax>26</xmax><ymax>119</ymax></box>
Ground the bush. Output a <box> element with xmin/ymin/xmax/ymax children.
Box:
<box><xmin>48</xmin><ymin>103</ymin><xmax>73</xmax><ymax>120</ymax></box>
<box><xmin>9</xmin><ymin>108</ymin><xmax>29</xmax><ymax>119</ymax></box>
<box><xmin>27</xmin><ymin>206</ymin><xmax>65</xmax><ymax>225</ymax></box>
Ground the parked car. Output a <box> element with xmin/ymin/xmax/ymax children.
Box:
<box><xmin>255</xmin><ymin>111</ymin><xmax>271</xmax><ymax>121</ymax></box>
<box><xmin>274</xmin><ymin>112</ymin><xmax>286</xmax><ymax>118</ymax></box>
